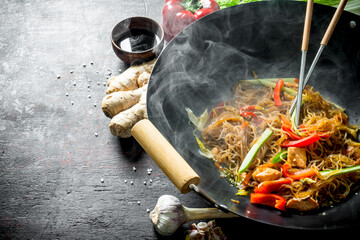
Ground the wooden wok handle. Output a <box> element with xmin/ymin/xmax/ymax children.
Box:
<box><xmin>301</xmin><ymin>0</ymin><xmax>314</xmax><ymax>51</ymax></box>
<box><xmin>321</xmin><ymin>0</ymin><xmax>348</xmax><ymax>46</ymax></box>
<box><xmin>131</xmin><ymin>119</ymin><xmax>200</xmax><ymax>194</ymax></box>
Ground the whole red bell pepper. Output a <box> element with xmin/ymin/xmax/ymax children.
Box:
<box><xmin>162</xmin><ymin>0</ymin><xmax>220</xmax><ymax>41</ymax></box>
<box><xmin>250</xmin><ymin>193</ymin><xmax>286</xmax><ymax>211</ymax></box>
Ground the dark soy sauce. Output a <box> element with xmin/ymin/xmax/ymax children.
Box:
<box><xmin>116</xmin><ymin>28</ymin><xmax>159</xmax><ymax>52</ymax></box>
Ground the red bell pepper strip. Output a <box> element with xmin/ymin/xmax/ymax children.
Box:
<box><xmin>162</xmin><ymin>0</ymin><xmax>219</xmax><ymax>41</ymax></box>
<box><xmin>280</xmin><ymin>114</ymin><xmax>292</xmax><ymax>128</ymax></box>
<box><xmin>254</xmin><ymin>178</ymin><xmax>292</xmax><ymax>193</ymax></box>
<box><xmin>281</xmin><ymin>163</ymin><xmax>317</xmax><ymax>180</ymax></box>
<box><xmin>239</xmin><ymin>105</ymin><xmax>258</xmax><ymax>122</ymax></box>
<box><xmin>280</xmin><ymin>133</ymin><xmax>320</xmax><ymax>148</ymax></box>
<box><xmin>238</xmin><ymin>105</ymin><xmax>267</xmax><ymax>123</ymax></box>
<box><xmin>250</xmin><ymin>193</ymin><xmax>286</xmax><ymax>211</ymax></box>
<box><xmin>274</xmin><ymin>78</ymin><xmax>284</xmax><ymax>106</ymax></box>
<box><xmin>282</xmin><ymin>125</ymin><xmax>302</xmax><ymax>140</ymax></box>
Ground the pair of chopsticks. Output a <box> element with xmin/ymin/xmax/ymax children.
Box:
<box><xmin>291</xmin><ymin>0</ymin><xmax>348</xmax><ymax>126</ymax></box>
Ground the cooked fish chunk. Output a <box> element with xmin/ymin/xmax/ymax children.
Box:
<box><xmin>286</xmin><ymin>197</ymin><xmax>319</xmax><ymax>211</ymax></box>
<box><xmin>252</xmin><ymin>167</ymin><xmax>282</xmax><ymax>183</ymax></box>
<box><xmin>288</xmin><ymin>147</ymin><xmax>307</xmax><ymax>169</ymax></box>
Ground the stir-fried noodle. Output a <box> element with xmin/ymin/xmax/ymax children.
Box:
<box><xmin>190</xmin><ymin>78</ymin><xmax>360</xmax><ymax>211</ymax></box>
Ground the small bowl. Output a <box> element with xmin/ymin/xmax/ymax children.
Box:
<box><xmin>111</xmin><ymin>16</ymin><xmax>164</xmax><ymax>65</ymax></box>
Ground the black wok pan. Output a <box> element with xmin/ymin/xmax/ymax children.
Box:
<box><xmin>134</xmin><ymin>1</ymin><xmax>360</xmax><ymax>229</ymax></box>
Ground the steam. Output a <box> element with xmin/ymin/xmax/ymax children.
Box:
<box><xmin>149</xmin><ymin>2</ymin><xmax>304</xmax><ymax>148</ymax></box>
<box><xmin>147</xmin><ymin>1</ymin><xmax>360</xmax><ymax>190</ymax></box>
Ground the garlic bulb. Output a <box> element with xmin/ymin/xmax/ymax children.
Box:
<box><xmin>186</xmin><ymin>220</ymin><xmax>227</xmax><ymax>240</ymax></box>
<box><xmin>150</xmin><ymin>195</ymin><xmax>237</xmax><ymax>236</ymax></box>
<box><xmin>150</xmin><ymin>195</ymin><xmax>186</xmax><ymax>236</ymax></box>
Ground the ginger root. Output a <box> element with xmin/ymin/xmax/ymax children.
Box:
<box><xmin>102</xmin><ymin>85</ymin><xmax>147</xmax><ymax>118</ymax></box>
<box><xmin>102</xmin><ymin>59</ymin><xmax>155</xmax><ymax>138</ymax></box>
<box><xmin>106</xmin><ymin>58</ymin><xmax>155</xmax><ymax>94</ymax></box>
<box><xmin>109</xmin><ymin>89</ymin><xmax>147</xmax><ymax>138</ymax></box>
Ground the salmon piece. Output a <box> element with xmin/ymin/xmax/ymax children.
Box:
<box><xmin>252</xmin><ymin>167</ymin><xmax>282</xmax><ymax>183</ymax></box>
<box><xmin>288</xmin><ymin>147</ymin><xmax>307</xmax><ymax>169</ymax></box>
<box><xmin>286</xmin><ymin>197</ymin><xmax>319</xmax><ymax>211</ymax></box>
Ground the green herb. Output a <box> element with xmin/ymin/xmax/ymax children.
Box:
<box><xmin>215</xmin><ymin>0</ymin><xmax>359</xmax><ymax>16</ymax></box>
<box><xmin>238</xmin><ymin>128</ymin><xmax>273</xmax><ymax>174</ymax></box>
<box><xmin>215</xmin><ymin>0</ymin><xmax>241</xmax><ymax>9</ymax></box>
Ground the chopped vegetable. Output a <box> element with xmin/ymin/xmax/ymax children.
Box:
<box><xmin>240</xmin><ymin>77</ymin><xmax>296</xmax><ymax>83</ymax></box>
<box><xmin>250</xmin><ymin>193</ymin><xmax>286</xmax><ymax>211</ymax></box>
<box><xmin>320</xmin><ymin>165</ymin><xmax>360</xmax><ymax>178</ymax></box>
<box><xmin>238</xmin><ymin>129</ymin><xmax>273</xmax><ymax>174</ymax></box>
<box><xmin>338</xmin><ymin>125</ymin><xmax>358</xmax><ymax>139</ymax></box>
<box><xmin>271</xmin><ymin>150</ymin><xmax>288</xmax><ymax>164</ymax></box>
<box><xmin>254</xmin><ymin>178</ymin><xmax>292</xmax><ymax>193</ymax></box>
<box><xmin>282</xmin><ymin>125</ymin><xmax>302</xmax><ymax>140</ymax></box>
<box><xmin>281</xmin><ymin>163</ymin><xmax>317</xmax><ymax>180</ymax></box>
<box><xmin>195</xmin><ymin>136</ymin><xmax>213</xmax><ymax>159</ymax></box>
<box><xmin>185</xmin><ymin>107</ymin><xmax>209</xmax><ymax>131</ymax></box>
<box><xmin>257</xmin><ymin>79</ymin><xmax>301</xmax><ymax>96</ymax></box>
<box><xmin>280</xmin><ymin>114</ymin><xmax>292</xmax><ymax>128</ymax></box>
<box><xmin>236</xmin><ymin>189</ymin><xmax>250</xmax><ymax>196</ymax></box>
<box><xmin>274</xmin><ymin>78</ymin><xmax>284</xmax><ymax>106</ymax></box>
<box><xmin>280</xmin><ymin>133</ymin><xmax>320</xmax><ymax>148</ymax></box>
<box><xmin>238</xmin><ymin>105</ymin><xmax>266</xmax><ymax>123</ymax></box>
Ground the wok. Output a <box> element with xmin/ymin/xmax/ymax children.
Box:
<box><xmin>133</xmin><ymin>1</ymin><xmax>360</xmax><ymax>229</ymax></box>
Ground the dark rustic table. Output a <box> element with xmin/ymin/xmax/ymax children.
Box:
<box><xmin>0</xmin><ymin>1</ymin><xmax>358</xmax><ymax>239</ymax></box>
